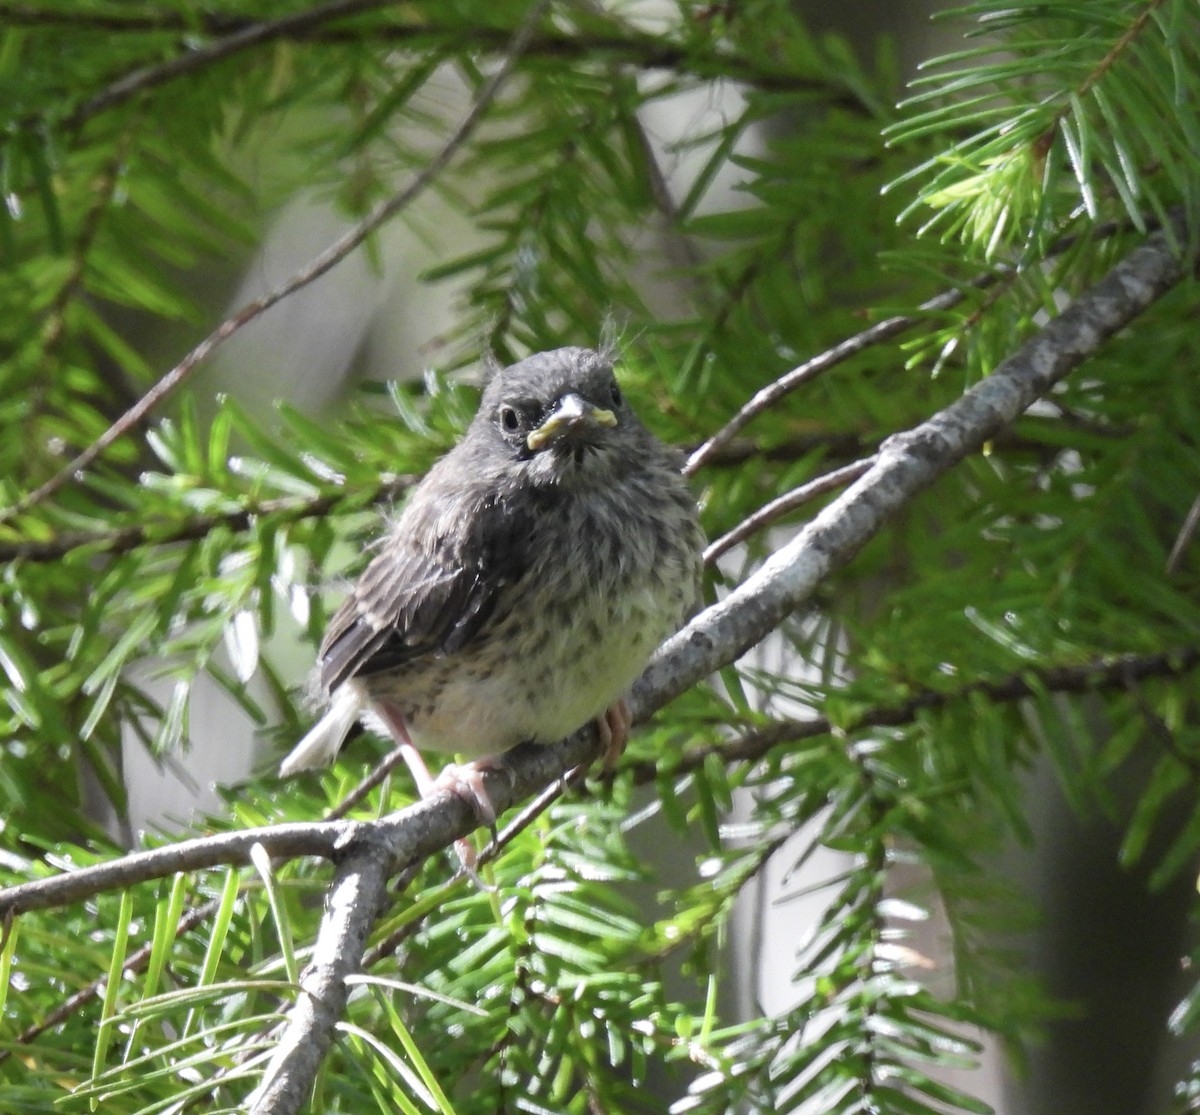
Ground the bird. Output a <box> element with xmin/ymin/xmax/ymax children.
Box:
<box><xmin>279</xmin><ymin>345</ymin><xmax>704</xmax><ymax>827</ymax></box>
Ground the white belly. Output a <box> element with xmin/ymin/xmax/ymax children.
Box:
<box><xmin>399</xmin><ymin>585</ymin><xmax>667</xmax><ymax>758</ymax></box>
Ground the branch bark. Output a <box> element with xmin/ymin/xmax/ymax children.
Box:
<box><xmin>0</xmin><ymin>218</ymin><xmax>1190</xmax><ymax>1114</ymax></box>
<box><xmin>641</xmin><ymin>218</ymin><xmax>1191</xmax><ymax>713</ymax></box>
<box><xmin>248</xmin><ymin>844</ymin><xmax>392</xmax><ymax>1114</ymax></box>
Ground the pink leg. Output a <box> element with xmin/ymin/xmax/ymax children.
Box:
<box><xmin>374</xmin><ymin>703</ymin><xmax>497</xmax><ymax>870</ymax></box>
<box><xmin>595</xmin><ymin>698</ymin><xmax>632</xmax><ymax>770</ymax></box>
<box><xmin>429</xmin><ymin>762</ymin><xmax>497</xmax><ymax>828</ymax></box>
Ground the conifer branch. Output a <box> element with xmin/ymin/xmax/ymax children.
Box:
<box><xmin>0</xmin><ymin>209</ymin><xmax>1189</xmax><ymax>1115</ymax></box>
<box><xmin>0</xmin><ymin>4</ymin><xmax>541</xmax><ymax>523</ymax></box>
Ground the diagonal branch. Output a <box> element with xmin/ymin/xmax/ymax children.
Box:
<box><xmin>703</xmin><ymin>457</ymin><xmax>875</xmax><ymax>565</ymax></box>
<box><xmin>0</xmin><ymin>218</ymin><xmax>1187</xmax><ymax>916</ymax></box>
<box><xmin>0</xmin><ymin>215</ymin><xmax>1190</xmax><ymax>1111</ymax></box>
<box><xmin>64</xmin><ymin>0</ymin><xmax>399</xmax><ymax>129</ymax></box>
<box><xmin>684</xmin><ymin>216</ymin><xmax>1143</xmax><ymax>477</ymax></box>
<box><xmin>683</xmin><ymin>284</ymin><xmax>974</xmax><ymax>476</ymax></box>
<box><xmin>645</xmin><ymin>217</ymin><xmax>1190</xmax><ymax>711</ymax></box>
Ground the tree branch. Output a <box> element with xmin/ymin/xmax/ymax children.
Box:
<box><xmin>0</xmin><ymin>215</ymin><xmax>1187</xmax><ymax>917</ymax></box>
<box><xmin>0</xmin><ymin>3</ymin><xmax>540</xmax><ymax>523</ymax></box>
<box><xmin>0</xmin><ymin>476</ymin><xmax>414</xmax><ymax>564</ymax></box>
<box><xmin>247</xmin><ymin>844</ymin><xmax>391</xmax><ymax>1114</ymax></box>
<box><xmin>0</xmin><ymin>217</ymin><xmax>1189</xmax><ymax>1111</ymax></box>
<box><xmin>703</xmin><ymin>457</ymin><xmax>875</xmax><ymax>565</ymax></box>
<box><xmin>644</xmin><ymin>217</ymin><xmax>1191</xmax><ymax>712</ymax></box>
<box><xmin>629</xmin><ymin>647</ymin><xmax>1200</xmax><ymax>783</ymax></box>
<box><xmin>0</xmin><ymin>824</ymin><xmax>347</xmax><ymax>916</ymax></box>
<box><xmin>683</xmin><ymin>216</ymin><xmax>1145</xmax><ymax>477</ymax></box>
<box><xmin>65</xmin><ymin>0</ymin><xmax>401</xmax><ymax>129</ymax></box>
<box><xmin>0</xmin><ymin>433</ymin><xmax>865</xmax><ymax>564</ymax></box>
<box><xmin>0</xmin><ymin>3</ymin><xmax>868</xmax><ymax>131</ymax></box>
<box><xmin>683</xmin><ymin>284</ymin><xmax>974</xmax><ymax>476</ymax></box>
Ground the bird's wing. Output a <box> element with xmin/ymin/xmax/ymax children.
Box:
<box><xmin>317</xmin><ymin>489</ymin><xmax>527</xmax><ymax>693</ymax></box>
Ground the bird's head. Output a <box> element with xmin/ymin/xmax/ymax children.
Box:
<box><xmin>470</xmin><ymin>347</ymin><xmax>650</xmax><ymax>491</ymax></box>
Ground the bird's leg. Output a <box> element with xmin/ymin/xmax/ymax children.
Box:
<box><xmin>374</xmin><ymin>702</ymin><xmax>497</xmax><ymax>871</ymax></box>
<box><xmin>595</xmin><ymin>697</ymin><xmax>632</xmax><ymax>770</ymax></box>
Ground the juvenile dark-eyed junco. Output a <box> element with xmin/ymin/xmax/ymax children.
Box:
<box><xmin>279</xmin><ymin>346</ymin><xmax>703</xmax><ymax>822</ymax></box>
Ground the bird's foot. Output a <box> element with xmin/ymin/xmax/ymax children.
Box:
<box><xmin>595</xmin><ymin>698</ymin><xmax>632</xmax><ymax>770</ymax></box>
<box><xmin>374</xmin><ymin>703</ymin><xmax>501</xmax><ymax>877</ymax></box>
<box><xmin>425</xmin><ymin>760</ymin><xmax>509</xmax><ymax>879</ymax></box>
<box><xmin>430</xmin><ymin>761</ymin><xmax>500</xmax><ymax>830</ymax></box>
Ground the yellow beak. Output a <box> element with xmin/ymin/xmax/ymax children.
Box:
<box><xmin>526</xmin><ymin>393</ymin><xmax>617</xmax><ymax>451</ymax></box>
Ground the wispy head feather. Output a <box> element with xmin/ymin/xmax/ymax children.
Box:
<box><xmin>598</xmin><ymin>315</ymin><xmax>628</xmax><ymax>364</ymax></box>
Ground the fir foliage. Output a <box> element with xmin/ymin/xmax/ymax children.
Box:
<box><xmin>1</xmin><ymin>1</ymin><xmax>1199</xmax><ymax>1113</ymax></box>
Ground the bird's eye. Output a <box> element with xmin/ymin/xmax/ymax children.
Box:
<box><xmin>609</xmin><ymin>380</ymin><xmax>622</xmax><ymax>407</ymax></box>
<box><xmin>499</xmin><ymin>405</ymin><xmax>520</xmax><ymax>432</ymax></box>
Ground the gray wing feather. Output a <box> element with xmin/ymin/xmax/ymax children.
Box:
<box><xmin>317</xmin><ymin>483</ymin><xmax>526</xmax><ymax>693</ymax></box>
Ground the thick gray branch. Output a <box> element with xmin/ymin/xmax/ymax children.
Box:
<box><xmin>248</xmin><ymin>845</ymin><xmax>392</xmax><ymax>1114</ymax></box>
<box><xmin>245</xmin><ymin>219</ymin><xmax>1192</xmax><ymax>1115</ymax></box>
<box><xmin>243</xmin><ymin>738</ymin><xmax>604</xmax><ymax>1114</ymax></box>
<box><xmin>0</xmin><ymin>742</ymin><xmax>596</xmax><ymax>918</ymax></box>
<box><xmin>638</xmin><ymin>221</ymin><xmax>1191</xmax><ymax>712</ymax></box>
<box><xmin>0</xmin><ymin>221</ymin><xmax>1189</xmax><ymax>1114</ymax></box>
<box><xmin>0</xmin><ymin>824</ymin><xmax>348</xmax><ymax>915</ymax></box>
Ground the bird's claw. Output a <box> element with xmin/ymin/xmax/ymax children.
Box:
<box><xmin>432</xmin><ymin>762</ymin><xmax>498</xmax><ymax>829</ymax></box>
<box><xmin>596</xmin><ymin>698</ymin><xmax>632</xmax><ymax>770</ymax></box>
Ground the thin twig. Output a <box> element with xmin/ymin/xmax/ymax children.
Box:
<box><xmin>1</xmin><ymin>422</ymin><xmax>1072</xmax><ymax>567</ymax></box>
<box><xmin>28</xmin><ymin>120</ymin><xmax>139</xmax><ymax>444</ymax></box>
<box><xmin>1</xmin><ymin>11</ymin><xmax>533</xmax><ymax>523</ymax></box>
<box><xmin>684</xmin><ymin>284</ymin><xmax>975</xmax><ymax>476</ymax></box>
<box><xmin>1167</xmin><ymin>492</ymin><xmax>1200</xmax><ymax>575</ymax></box>
<box><xmin>625</xmin><ymin>647</ymin><xmax>1200</xmax><ymax>785</ymax></box>
<box><xmin>0</xmin><ymin>431</ymin><xmax>874</xmax><ymax>564</ymax></box>
<box><xmin>0</xmin><ymin>4</ymin><xmax>869</xmax><ymax>129</ymax></box>
<box><xmin>68</xmin><ymin>0</ymin><xmax>398</xmax><ymax>129</ymax></box>
<box><xmin>361</xmin><ymin>766</ymin><xmax>589</xmax><ymax>967</ymax></box>
<box><xmin>640</xmin><ymin>215</ymin><xmax>1190</xmax><ymax>712</ymax></box>
<box><xmin>0</xmin><ymin>476</ymin><xmax>414</xmax><ymax>564</ymax></box>
<box><xmin>1032</xmin><ymin>0</ymin><xmax>1169</xmax><ymax>156</ymax></box>
<box><xmin>0</xmin><ymin>433</ymin><xmax>852</xmax><ymax>565</ymax></box>
<box><xmin>575</xmin><ymin>0</ymin><xmax>707</xmax><ymax>295</ymax></box>
<box><xmin>324</xmin><ymin>742</ymin><xmax>406</xmax><ymax>821</ymax></box>
<box><xmin>683</xmin><ymin>216</ymin><xmax>1143</xmax><ymax>479</ymax></box>
<box><xmin>703</xmin><ymin>457</ymin><xmax>875</xmax><ymax>565</ymax></box>
<box><xmin>0</xmin><ymin>897</ymin><xmax>218</xmax><ymax>1064</ymax></box>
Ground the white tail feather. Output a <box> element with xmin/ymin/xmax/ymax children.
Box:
<box><xmin>278</xmin><ymin>684</ymin><xmax>363</xmax><ymax>777</ymax></box>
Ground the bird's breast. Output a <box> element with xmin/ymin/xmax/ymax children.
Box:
<box><xmin>364</xmin><ymin>468</ymin><xmax>701</xmax><ymax>759</ymax></box>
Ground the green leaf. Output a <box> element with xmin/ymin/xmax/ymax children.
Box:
<box><xmin>90</xmin><ymin>888</ymin><xmax>133</xmax><ymax>1098</ymax></box>
<box><xmin>248</xmin><ymin>842</ymin><xmax>297</xmax><ymax>988</ymax></box>
<box><xmin>0</xmin><ymin>914</ymin><xmax>18</xmax><ymax>1020</ymax></box>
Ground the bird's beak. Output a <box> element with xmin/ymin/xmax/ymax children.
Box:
<box><xmin>526</xmin><ymin>393</ymin><xmax>617</xmax><ymax>451</ymax></box>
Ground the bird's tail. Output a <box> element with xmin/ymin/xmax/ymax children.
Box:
<box><xmin>279</xmin><ymin>684</ymin><xmax>363</xmax><ymax>777</ymax></box>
